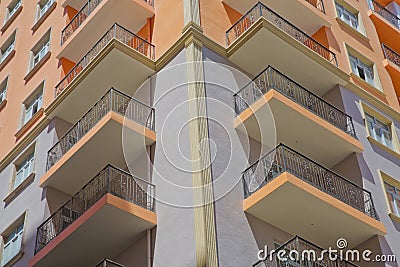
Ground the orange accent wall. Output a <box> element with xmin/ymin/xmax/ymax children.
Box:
<box><xmin>59</xmin><ymin>57</ymin><xmax>76</xmax><ymax>78</ymax></box>
<box><xmin>65</xmin><ymin>5</ymin><xmax>78</xmax><ymax>23</ymax></box>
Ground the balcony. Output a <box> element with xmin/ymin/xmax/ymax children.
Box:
<box><xmin>40</xmin><ymin>89</ymin><xmax>156</xmax><ymax>195</ymax></box>
<box><xmin>234</xmin><ymin>66</ymin><xmax>362</xmax><ymax>167</ymax></box>
<box><xmin>31</xmin><ymin>165</ymin><xmax>156</xmax><ymax>267</ymax></box>
<box><xmin>222</xmin><ymin>0</ymin><xmax>329</xmax><ymax>34</ymax></box>
<box><xmin>48</xmin><ymin>23</ymin><xmax>156</xmax><ymax>125</ymax></box>
<box><xmin>59</xmin><ymin>0</ymin><xmax>154</xmax><ymax>62</ymax></box>
<box><xmin>368</xmin><ymin>0</ymin><xmax>400</xmax><ymax>52</ymax></box>
<box><xmin>226</xmin><ymin>3</ymin><xmax>347</xmax><ymax>94</ymax></box>
<box><xmin>253</xmin><ymin>236</ymin><xmax>357</xmax><ymax>267</ymax></box>
<box><xmin>243</xmin><ymin>144</ymin><xmax>386</xmax><ymax>248</ymax></box>
<box><xmin>95</xmin><ymin>259</ymin><xmax>124</xmax><ymax>267</ymax></box>
<box><xmin>382</xmin><ymin>44</ymin><xmax>400</xmax><ymax>103</ymax></box>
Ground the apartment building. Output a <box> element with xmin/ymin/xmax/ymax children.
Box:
<box><xmin>0</xmin><ymin>0</ymin><xmax>399</xmax><ymax>266</ymax></box>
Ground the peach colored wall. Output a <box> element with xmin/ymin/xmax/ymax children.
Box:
<box><xmin>0</xmin><ymin>1</ymin><xmax>65</xmax><ymax>160</ymax></box>
<box><xmin>151</xmin><ymin>0</ymin><xmax>184</xmax><ymax>58</ymax></box>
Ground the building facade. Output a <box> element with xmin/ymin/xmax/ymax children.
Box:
<box><xmin>0</xmin><ymin>0</ymin><xmax>399</xmax><ymax>266</ymax></box>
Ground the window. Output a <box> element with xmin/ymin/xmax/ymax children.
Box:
<box><xmin>366</xmin><ymin>113</ymin><xmax>393</xmax><ymax>149</ymax></box>
<box><xmin>0</xmin><ymin>77</ymin><xmax>8</xmax><ymax>103</ymax></box>
<box><xmin>37</xmin><ymin>0</ymin><xmax>55</xmax><ymax>20</ymax></box>
<box><xmin>23</xmin><ymin>89</ymin><xmax>43</xmax><ymax>125</ymax></box>
<box><xmin>14</xmin><ymin>152</ymin><xmax>34</xmax><ymax>189</ymax></box>
<box><xmin>385</xmin><ymin>182</ymin><xmax>400</xmax><ymax>217</ymax></box>
<box><xmin>30</xmin><ymin>30</ymin><xmax>50</xmax><ymax>70</ymax></box>
<box><xmin>5</xmin><ymin>0</ymin><xmax>22</xmax><ymax>22</ymax></box>
<box><xmin>1</xmin><ymin>220</ymin><xmax>24</xmax><ymax>267</ymax></box>
<box><xmin>0</xmin><ymin>31</ymin><xmax>16</xmax><ymax>64</ymax></box>
<box><xmin>349</xmin><ymin>54</ymin><xmax>374</xmax><ymax>85</ymax></box>
<box><xmin>336</xmin><ymin>2</ymin><xmax>359</xmax><ymax>29</ymax></box>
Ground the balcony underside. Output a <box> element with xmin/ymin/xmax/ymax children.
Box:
<box><xmin>40</xmin><ymin>112</ymin><xmax>156</xmax><ymax>195</ymax></box>
<box><xmin>59</xmin><ymin>0</ymin><xmax>154</xmax><ymax>62</ymax></box>
<box><xmin>30</xmin><ymin>194</ymin><xmax>156</xmax><ymax>267</ymax></box>
<box><xmin>48</xmin><ymin>40</ymin><xmax>155</xmax><ymax>124</ymax></box>
<box><xmin>234</xmin><ymin>90</ymin><xmax>363</xmax><ymax>168</ymax></box>
<box><xmin>227</xmin><ymin>18</ymin><xmax>348</xmax><ymax>95</ymax></box>
<box><xmin>384</xmin><ymin>59</ymin><xmax>400</xmax><ymax>100</ymax></box>
<box><xmin>244</xmin><ymin>172</ymin><xmax>386</xmax><ymax>248</ymax></box>
<box><xmin>368</xmin><ymin>10</ymin><xmax>400</xmax><ymax>53</ymax></box>
<box><xmin>223</xmin><ymin>0</ymin><xmax>329</xmax><ymax>34</ymax></box>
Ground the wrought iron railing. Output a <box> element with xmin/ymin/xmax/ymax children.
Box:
<box><xmin>305</xmin><ymin>0</ymin><xmax>325</xmax><ymax>14</ymax></box>
<box><xmin>254</xmin><ymin>236</ymin><xmax>358</xmax><ymax>267</ymax></box>
<box><xmin>233</xmin><ymin>66</ymin><xmax>356</xmax><ymax>137</ymax></box>
<box><xmin>95</xmin><ymin>259</ymin><xmax>125</xmax><ymax>267</ymax></box>
<box><xmin>46</xmin><ymin>88</ymin><xmax>155</xmax><ymax>170</ymax></box>
<box><xmin>225</xmin><ymin>2</ymin><xmax>337</xmax><ymax>66</ymax></box>
<box><xmin>242</xmin><ymin>144</ymin><xmax>378</xmax><ymax>219</ymax></box>
<box><xmin>35</xmin><ymin>165</ymin><xmax>155</xmax><ymax>254</ymax></box>
<box><xmin>369</xmin><ymin>0</ymin><xmax>400</xmax><ymax>29</ymax></box>
<box><xmin>61</xmin><ymin>0</ymin><xmax>154</xmax><ymax>45</ymax></box>
<box><xmin>382</xmin><ymin>44</ymin><xmax>400</xmax><ymax>67</ymax></box>
<box><xmin>56</xmin><ymin>23</ymin><xmax>155</xmax><ymax>97</ymax></box>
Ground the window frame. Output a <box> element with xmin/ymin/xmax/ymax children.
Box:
<box><xmin>22</xmin><ymin>90</ymin><xmax>43</xmax><ymax>125</ymax></box>
<box><xmin>0</xmin><ymin>213</ymin><xmax>27</xmax><ymax>267</ymax></box>
<box><xmin>0</xmin><ymin>77</ymin><xmax>9</xmax><ymax>103</ymax></box>
<box><xmin>37</xmin><ymin>0</ymin><xmax>55</xmax><ymax>20</ymax></box>
<box><xmin>365</xmin><ymin>113</ymin><xmax>393</xmax><ymax>149</ymax></box>
<box><xmin>5</xmin><ymin>0</ymin><xmax>22</xmax><ymax>23</ymax></box>
<box><xmin>335</xmin><ymin>2</ymin><xmax>359</xmax><ymax>29</ymax></box>
<box><xmin>13</xmin><ymin>151</ymin><xmax>35</xmax><ymax>190</ymax></box>
<box><xmin>29</xmin><ymin>29</ymin><xmax>51</xmax><ymax>71</ymax></box>
<box><xmin>349</xmin><ymin>53</ymin><xmax>374</xmax><ymax>85</ymax></box>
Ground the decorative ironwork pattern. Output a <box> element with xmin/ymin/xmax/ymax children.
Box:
<box><xmin>46</xmin><ymin>88</ymin><xmax>155</xmax><ymax>170</ymax></box>
<box><xmin>233</xmin><ymin>66</ymin><xmax>356</xmax><ymax>137</ymax></box>
<box><xmin>382</xmin><ymin>44</ymin><xmax>400</xmax><ymax>67</ymax></box>
<box><xmin>369</xmin><ymin>0</ymin><xmax>400</xmax><ymax>30</ymax></box>
<box><xmin>61</xmin><ymin>0</ymin><xmax>154</xmax><ymax>45</ymax></box>
<box><xmin>35</xmin><ymin>165</ymin><xmax>155</xmax><ymax>254</ymax></box>
<box><xmin>254</xmin><ymin>236</ymin><xmax>358</xmax><ymax>267</ymax></box>
<box><xmin>242</xmin><ymin>144</ymin><xmax>378</xmax><ymax>219</ymax></box>
<box><xmin>225</xmin><ymin>2</ymin><xmax>337</xmax><ymax>66</ymax></box>
<box><xmin>95</xmin><ymin>259</ymin><xmax>125</xmax><ymax>267</ymax></box>
<box><xmin>56</xmin><ymin>23</ymin><xmax>155</xmax><ymax>97</ymax></box>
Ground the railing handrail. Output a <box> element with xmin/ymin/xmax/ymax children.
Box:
<box><xmin>369</xmin><ymin>0</ymin><xmax>400</xmax><ymax>21</ymax></box>
<box><xmin>35</xmin><ymin>164</ymin><xmax>155</xmax><ymax>253</ymax></box>
<box><xmin>233</xmin><ymin>65</ymin><xmax>356</xmax><ymax>137</ymax></box>
<box><xmin>56</xmin><ymin>23</ymin><xmax>155</xmax><ymax>96</ymax></box>
<box><xmin>382</xmin><ymin>43</ymin><xmax>400</xmax><ymax>65</ymax></box>
<box><xmin>226</xmin><ymin>1</ymin><xmax>336</xmax><ymax>64</ymax></box>
<box><xmin>61</xmin><ymin>0</ymin><xmax>103</xmax><ymax>45</ymax></box>
<box><xmin>254</xmin><ymin>235</ymin><xmax>358</xmax><ymax>266</ymax></box>
<box><xmin>235</xmin><ymin>65</ymin><xmax>350</xmax><ymax>119</ymax></box>
<box><xmin>242</xmin><ymin>143</ymin><xmax>374</xmax><ymax>202</ymax></box>
<box><xmin>46</xmin><ymin>87</ymin><xmax>153</xmax><ymax>157</ymax></box>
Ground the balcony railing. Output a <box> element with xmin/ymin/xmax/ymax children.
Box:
<box><xmin>35</xmin><ymin>165</ymin><xmax>155</xmax><ymax>254</ymax></box>
<box><xmin>305</xmin><ymin>0</ymin><xmax>325</xmax><ymax>14</ymax></box>
<box><xmin>46</xmin><ymin>88</ymin><xmax>155</xmax><ymax>170</ymax></box>
<box><xmin>233</xmin><ymin>66</ymin><xmax>356</xmax><ymax>137</ymax></box>
<box><xmin>56</xmin><ymin>23</ymin><xmax>155</xmax><ymax>97</ymax></box>
<box><xmin>61</xmin><ymin>0</ymin><xmax>154</xmax><ymax>45</ymax></box>
<box><xmin>95</xmin><ymin>259</ymin><xmax>125</xmax><ymax>267</ymax></box>
<box><xmin>226</xmin><ymin>2</ymin><xmax>337</xmax><ymax>66</ymax></box>
<box><xmin>369</xmin><ymin>0</ymin><xmax>400</xmax><ymax>30</ymax></box>
<box><xmin>382</xmin><ymin>43</ymin><xmax>400</xmax><ymax>68</ymax></box>
<box><xmin>254</xmin><ymin>236</ymin><xmax>358</xmax><ymax>267</ymax></box>
<box><xmin>242</xmin><ymin>144</ymin><xmax>378</xmax><ymax>219</ymax></box>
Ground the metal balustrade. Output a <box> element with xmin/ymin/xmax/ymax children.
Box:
<box><xmin>242</xmin><ymin>144</ymin><xmax>378</xmax><ymax>219</ymax></box>
<box><xmin>254</xmin><ymin>236</ymin><xmax>358</xmax><ymax>267</ymax></box>
<box><xmin>369</xmin><ymin>0</ymin><xmax>400</xmax><ymax>30</ymax></box>
<box><xmin>61</xmin><ymin>0</ymin><xmax>154</xmax><ymax>45</ymax></box>
<box><xmin>46</xmin><ymin>88</ymin><xmax>155</xmax><ymax>170</ymax></box>
<box><xmin>95</xmin><ymin>259</ymin><xmax>125</xmax><ymax>267</ymax></box>
<box><xmin>56</xmin><ymin>23</ymin><xmax>155</xmax><ymax>97</ymax></box>
<box><xmin>226</xmin><ymin>2</ymin><xmax>337</xmax><ymax>66</ymax></box>
<box><xmin>233</xmin><ymin>66</ymin><xmax>356</xmax><ymax>137</ymax></box>
<box><xmin>35</xmin><ymin>165</ymin><xmax>155</xmax><ymax>254</ymax></box>
<box><xmin>382</xmin><ymin>43</ymin><xmax>400</xmax><ymax>67</ymax></box>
